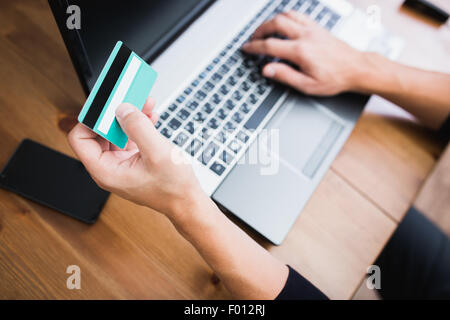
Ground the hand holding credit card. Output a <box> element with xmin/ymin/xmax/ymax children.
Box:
<box><xmin>78</xmin><ymin>41</ymin><xmax>157</xmax><ymax>148</ymax></box>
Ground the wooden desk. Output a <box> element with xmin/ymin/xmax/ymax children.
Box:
<box><xmin>0</xmin><ymin>0</ymin><xmax>448</xmax><ymax>299</ymax></box>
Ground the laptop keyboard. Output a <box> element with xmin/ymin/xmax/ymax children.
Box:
<box><xmin>156</xmin><ymin>0</ymin><xmax>341</xmax><ymax>177</ymax></box>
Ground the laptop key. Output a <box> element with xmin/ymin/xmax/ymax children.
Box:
<box><xmin>249</xmin><ymin>72</ymin><xmax>261</xmax><ymax>83</ymax></box>
<box><xmin>192</xmin><ymin>79</ymin><xmax>200</xmax><ymax>87</ymax></box>
<box><xmin>176</xmin><ymin>95</ymin><xmax>185</xmax><ymax>103</ymax></box>
<box><xmin>168</xmin><ymin>103</ymin><xmax>177</xmax><ymax>112</ymax></box>
<box><xmin>293</xmin><ymin>0</ymin><xmax>305</xmax><ymax>10</ymax></box>
<box><xmin>199</xmin><ymin>127</ymin><xmax>211</xmax><ymax>141</ymax></box>
<box><xmin>219</xmin><ymin>64</ymin><xmax>230</xmax><ymax>75</ymax></box>
<box><xmin>193</xmin><ymin>111</ymin><xmax>207</xmax><ymax>123</ymax></box>
<box><xmin>160</xmin><ymin>112</ymin><xmax>170</xmax><ymax>121</ymax></box>
<box><xmin>232</xmin><ymin>112</ymin><xmax>244</xmax><ymax>124</ymax></box>
<box><xmin>215</xmin><ymin>130</ymin><xmax>228</xmax><ymax>144</ymax></box>
<box><xmin>325</xmin><ymin>20</ymin><xmax>335</xmax><ymax>30</ymax></box>
<box><xmin>185</xmin><ymin>121</ymin><xmax>196</xmax><ymax>134</ymax></box>
<box><xmin>203</xmin><ymin>81</ymin><xmax>215</xmax><ymax>92</ymax></box>
<box><xmin>177</xmin><ymin>109</ymin><xmax>190</xmax><ymax>121</ymax></box>
<box><xmin>210</xmin><ymin>161</ymin><xmax>226</xmax><ymax>176</ymax></box>
<box><xmin>186</xmin><ymin>138</ymin><xmax>202</xmax><ymax>156</ymax></box>
<box><xmin>247</xmin><ymin>93</ymin><xmax>259</xmax><ymax>105</ymax></box>
<box><xmin>225</xmin><ymin>99</ymin><xmax>236</xmax><ymax>110</ymax></box>
<box><xmin>219</xmin><ymin>84</ymin><xmax>230</xmax><ymax>95</ymax></box>
<box><xmin>326</xmin><ymin>14</ymin><xmax>340</xmax><ymax>29</ymax></box>
<box><xmin>216</xmin><ymin>108</ymin><xmax>229</xmax><ymax>120</ymax></box>
<box><xmin>219</xmin><ymin>150</ymin><xmax>234</xmax><ymax>165</ymax></box>
<box><xmin>173</xmin><ymin>132</ymin><xmax>188</xmax><ymax>147</ymax></box>
<box><xmin>207</xmin><ymin>117</ymin><xmax>220</xmax><ymax>130</ymax></box>
<box><xmin>211</xmin><ymin>93</ymin><xmax>222</xmax><ymax>105</ymax></box>
<box><xmin>316</xmin><ymin>7</ymin><xmax>329</xmax><ymax>22</ymax></box>
<box><xmin>161</xmin><ymin>127</ymin><xmax>173</xmax><ymax>139</ymax></box>
<box><xmin>232</xmin><ymin>90</ymin><xmax>243</xmax><ymax>101</ymax></box>
<box><xmin>224</xmin><ymin>121</ymin><xmax>237</xmax><ymax>132</ymax></box>
<box><xmin>256</xmin><ymin>84</ymin><xmax>267</xmax><ymax>95</ymax></box>
<box><xmin>184</xmin><ymin>87</ymin><xmax>193</xmax><ymax>96</ymax></box>
<box><xmin>186</xmin><ymin>100</ymin><xmax>199</xmax><ymax>111</ymax></box>
<box><xmin>236</xmin><ymin>130</ymin><xmax>249</xmax><ymax>143</ymax></box>
<box><xmin>226</xmin><ymin>56</ymin><xmax>238</xmax><ymax>67</ymax></box>
<box><xmin>155</xmin><ymin>120</ymin><xmax>162</xmax><ymax>129</ymax></box>
<box><xmin>234</xmin><ymin>67</ymin><xmax>246</xmax><ymax>78</ymax></box>
<box><xmin>202</xmin><ymin>102</ymin><xmax>214</xmax><ymax>114</ymax></box>
<box><xmin>240</xmin><ymin>103</ymin><xmax>251</xmax><ymax>114</ymax></box>
<box><xmin>305</xmin><ymin>2</ymin><xmax>318</xmax><ymax>15</ymax></box>
<box><xmin>331</xmin><ymin>13</ymin><xmax>341</xmax><ymax>22</ymax></box>
<box><xmin>198</xmin><ymin>142</ymin><xmax>219</xmax><ymax>165</ymax></box>
<box><xmin>168</xmin><ymin>118</ymin><xmax>182</xmax><ymax>131</ymax></box>
<box><xmin>195</xmin><ymin>90</ymin><xmax>207</xmax><ymax>101</ymax></box>
<box><xmin>227</xmin><ymin>76</ymin><xmax>237</xmax><ymax>86</ymax></box>
<box><xmin>228</xmin><ymin>139</ymin><xmax>242</xmax><ymax>154</ymax></box>
<box><xmin>240</xmin><ymin>81</ymin><xmax>251</xmax><ymax>92</ymax></box>
<box><xmin>211</xmin><ymin>72</ymin><xmax>223</xmax><ymax>83</ymax></box>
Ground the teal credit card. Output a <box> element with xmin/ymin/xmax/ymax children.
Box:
<box><xmin>78</xmin><ymin>41</ymin><xmax>157</xmax><ymax>148</ymax></box>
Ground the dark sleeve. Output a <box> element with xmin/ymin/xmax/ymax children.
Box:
<box><xmin>437</xmin><ymin>115</ymin><xmax>450</xmax><ymax>143</ymax></box>
<box><xmin>275</xmin><ymin>266</ymin><xmax>328</xmax><ymax>300</ymax></box>
<box><xmin>375</xmin><ymin>207</ymin><xmax>450</xmax><ymax>299</ymax></box>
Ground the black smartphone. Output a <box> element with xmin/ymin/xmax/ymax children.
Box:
<box><xmin>0</xmin><ymin>139</ymin><xmax>109</xmax><ymax>223</ymax></box>
<box><xmin>403</xmin><ymin>0</ymin><xmax>449</xmax><ymax>23</ymax></box>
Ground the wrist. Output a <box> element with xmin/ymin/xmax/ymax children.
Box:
<box><xmin>349</xmin><ymin>52</ymin><xmax>390</xmax><ymax>94</ymax></box>
<box><xmin>167</xmin><ymin>187</ymin><xmax>221</xmax><ymax>235</ymax></box>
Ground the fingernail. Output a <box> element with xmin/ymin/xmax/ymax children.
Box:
<box><xmin>242</xmin><ymin>43</ymin><xmax>249</xmax><ymax>50</ymax></box>
<box><xmin>263</xmin><ymin>65</ymin><xmax>275</xmax><ymax>78</ymax></box>
<box><xmin>116</xmin><ymin>103</ymin><xmax>135</xmax><ymax>119</ymax></box>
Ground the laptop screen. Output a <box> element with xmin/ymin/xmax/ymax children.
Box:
<box><xmin>50</xmin><ymin>0</ymin><xmax>214</xmax><ymax>93</ymax></box>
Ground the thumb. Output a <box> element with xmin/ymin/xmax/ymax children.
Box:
<box><xmin>115</xmin><ymin>103</ymin><xmax>163</xmax><ymax>156</ymax></box>
<box><xmin>263</xmin><ymin>62</ymin><xmax>316</xmax><ymax>94</ymax></box>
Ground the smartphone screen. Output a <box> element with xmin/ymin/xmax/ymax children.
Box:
<box><xmin>0</xmin><ymin>139</ymin><xmax>109</xmax><ymax>223</ymax></box>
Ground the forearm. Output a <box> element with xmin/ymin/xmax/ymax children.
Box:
<box><xmin>353</xmin><ymin>52</ymin><xmax>450</xmax><ymax>130</ymax></box>
<box><xmin>169</xmin><ymin>193</ymin><xmax>288</xmax><ymax>299</ymax></box>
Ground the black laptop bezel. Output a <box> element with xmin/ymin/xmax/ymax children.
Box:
<box><xmin>48</xmin><ymin>0</ymin><xmax>216</xmax><ymax>96</ymax></box>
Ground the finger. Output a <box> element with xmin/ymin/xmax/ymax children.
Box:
<box><xmin>251</xmin><ymin>14</ymin><xmax>301</xmax><ymax>40</ymax></box>
<box><xmin>68</xmin><ymin>123</ymin><xmax>105</xmax><ymax>173</ymax></box>
<box><xmin>115</xmin><ymin>103</ymin><xmax>166</xmax><ymax>159</ymax></box>
<box><xmin>142</xmin><ymin>96</ymin><xmax>156</xmax><ymax>116</ymax></box>
<box><xmin>262</xmin><ymin>62</ymin><xmax>316</xmax><ymax>94</ymax></box>
<box><xmin>141</xmin><ymin>96</ymin><xmax>159</xmax><ymax>125</ymax></box>
<box><xmin>242</xmin><ymin>38</ymin><xmax>297</xmax><ymax>61</ymax></box>
<box><xmin>150</xmin><ymin>113</ymin><xmax>159</xmax><ymax>125</ymax></box>
<box><xmin>111</xmin><ymin>97</ymin><xmax>156</xmax><ymax>152</ymax></box>
<box><xmin>284</xmin><ymin>11</ymin><xmax>315</xmax><ymax>27</ymax></box>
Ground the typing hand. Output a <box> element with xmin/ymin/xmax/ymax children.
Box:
<box><xmin>68</xmin><ymin>97</ymin><xmax>206</xmax><ymax>220</ymax></box>
<box><xmin>242</xmin><ymin>11</ymin><xmax>368</xmax><ymax>96</ymax></box>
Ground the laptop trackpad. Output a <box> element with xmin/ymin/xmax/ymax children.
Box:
<box><xmin>265</xmin><ymin>94</ymin><xmax>344</xmax><ymax>179</ymax></box>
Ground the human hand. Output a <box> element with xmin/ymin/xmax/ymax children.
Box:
<box><xmin>242</xmin><ymin>11</ymin><xmax>369</xmax><ymax>95</ymax></box>
<box><xmin>68</xmin><ymin>97</ymin><xmax>207</xmax><ymax>221</ymax></box>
